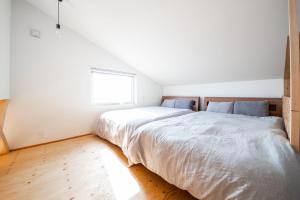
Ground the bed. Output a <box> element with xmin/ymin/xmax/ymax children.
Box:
<box><xmin>96</xmin><ymin>96</ymin><xmax>200</xmax><ymax>152</ymax></box>
<box><xmin>124</xmin><ymin>97</ymin><xmax>300</xmax><ymax>200</ymax></box>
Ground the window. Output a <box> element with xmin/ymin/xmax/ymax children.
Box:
<box><xmin>91</xmin><ymin>68</ymin><xmax>136</xmax><ymax>105</ymax></box>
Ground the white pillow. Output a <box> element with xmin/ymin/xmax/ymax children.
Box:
<box><xmin>207</xmin><ymin>102</ymin><xmax>234</xmax><ymax>114</ymax></box>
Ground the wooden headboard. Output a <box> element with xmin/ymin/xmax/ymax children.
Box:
<box><xmin>203</xmin><ymin>97</ymin><xmax>282</xmax><ymax>117</ymax></box>
<box><xmin>161</xmin><ymin>96</ymin><xmax>200</xmax><ymax>111</ymax></box>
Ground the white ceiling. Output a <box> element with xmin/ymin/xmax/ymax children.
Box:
<box><xmin>25</xmin><ymin>0</ymin><xmax>289</xmax><ymax>86</ymax></box>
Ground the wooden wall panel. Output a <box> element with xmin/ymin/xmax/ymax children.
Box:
<box><xmin>0</xmin><ymin>100</ymin><xmax>9</xmax><ymax>155</ymax></box>
<box><xmin>283</xmin><ymin>97</ymin><xmax>291</xmax><ymax>139</ymax></box>
<box><xmin>291</xmin><ymin>111</ymin><xmax>300</xmax><ymax>152</ymax></box>
<box><xmin>288</xmin><ymin>0</ymin><xmax>300</xmax><ymax>152</ymax></box>
<box><xmin>289</xmin><ymin>0</ymin><xmax>300</xmax><ymax>110</ymax></box>
<box><xmin>284</xmin><ymin>37</ymin><xmax>290</xmax><ymax>97</ymax></box>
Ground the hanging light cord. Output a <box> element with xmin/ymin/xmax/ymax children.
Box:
<box><xmin>58</xmin><ymin>0</ymin><xmax>60</xmax><ymax>25</ymax></box>
<box><xmin>56</xmin><ymin>0</ymin><xmax>62</xmax><ymax>29</ymax></box>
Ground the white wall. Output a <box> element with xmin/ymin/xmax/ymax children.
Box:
<box><xmin>163</xmin><ymin>79</ymin><xmax>283</xmax><ymax>109</ymax></box>
<box><xmin>4</xmin><ymin>0</ymin><xmax>162</xmax><ymax>149</ymax></box>
<box><xmin>26</xmin><ymin>0</ymin><xmax>289</xmax><ymax>86</ymax></box>
<box><xmin>0</xmin><ymin>0</ymin><xmax>11</xmax><ymax>99</ymax></box>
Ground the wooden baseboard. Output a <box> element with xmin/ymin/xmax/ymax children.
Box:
<box><xmin>11</xmin><ymin>133</ymin><xmax>94</xmax><ymax>151</ymax></box>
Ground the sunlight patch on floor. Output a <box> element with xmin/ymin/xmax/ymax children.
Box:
<box><xmin>100</xmin><ymin>148</ymin><xmax>140</xmax><ymax>200</ymax></box>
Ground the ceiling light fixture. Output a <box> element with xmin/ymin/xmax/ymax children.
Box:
<box><xmin>56</xmin><ymin>0</ymin><xmax>63</xmax><ymax>29</ymax></box>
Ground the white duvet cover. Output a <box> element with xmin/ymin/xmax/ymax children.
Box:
<box><xmin>96</xmin><ymin>106</ymin><xmax>192</xmax><ymax>151</ymax></box>
<box><xmin>126</xmin><ymin>111</ymin><xmax>300</xmax><ymax>200</ymax></box>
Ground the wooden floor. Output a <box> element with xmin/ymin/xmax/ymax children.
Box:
<box><xmin>0</xmin><ymin>135</ymin><xmax>196</xmax><ymax>200</ymax></box>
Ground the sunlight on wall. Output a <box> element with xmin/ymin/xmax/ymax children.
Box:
<box><xmin>100</xmin><ymin>148</ymin><xmax>140</xmax><ymax>200</ymax></box>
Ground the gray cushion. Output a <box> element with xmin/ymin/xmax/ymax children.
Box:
<box><xmin>161</xmin><ymin>99</ymin><xmax>175</xmax><ymax>108</ymax></box>
<box><xmin>233</xmin><ymin>101</ymin><xmax>269</xmax><ymax>117</ymax></box>
<box><xmin>174</xmin><ymin>99</ymin><xmax>194</xmax><ymax>110</ymax></box>
<box><xmin>207</xmin><ymin>102</ymin><xmax>234</xmax><ymax>114</ymax></box>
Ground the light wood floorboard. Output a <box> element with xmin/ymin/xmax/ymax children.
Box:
<box><xmin>0</xmin><ymin>135</ymin><xmax>196</xmax><ymax>200</ymax></box>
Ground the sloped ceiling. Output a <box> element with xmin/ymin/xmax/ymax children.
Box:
<box><xmin>25</xmin><ymin>0</ymin><xmax>289</xmax><ymax>85</ymax></box>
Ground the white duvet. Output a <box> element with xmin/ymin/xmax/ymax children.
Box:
<box><xmin>126</xmin><ymin>111</ymin><xmax>300</xmax><ymax>200</ymax></box>
<box><xmin>96</xmin><ymin>106</ymin><xmax>192</xmax><ymax>151</ymax></box>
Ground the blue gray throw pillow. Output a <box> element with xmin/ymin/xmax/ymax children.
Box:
<box><xmin>174</xmin><ymin>99</ymin><xmax>194</xmax><ymax>110</ymax></box>
<box><xmin>207</xmin><ymin>102</ymin><xmax>234</xmax><ymax>114</ymax></box>
<box><xmin>161</xmin><ymin>99</ymin><xmax>175</xmax><ymax>108</ymax></box>
<box><xmin>233</xmin><ymin>101</ymin><xmax>269</xmax><ymax>117</ymax></box>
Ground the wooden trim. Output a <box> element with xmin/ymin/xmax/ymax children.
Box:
<box><xmin>203</xmin><ymin>97</ymin><xmax>282</xmax><ymax>117</ymax></box>
<box><xmin>0</xmin><ymin>100</ymin><xmax>9</xmax><ymax>155</ymax></box>
<box><xmin>11</xmin><ymin>133</ymin><xmax>93</xmax><ymax>151</ymax></box>
<box><xmin>161</xmin><ymin>96</ymin><xmax>200</xmax><ymax>111</ymax></box>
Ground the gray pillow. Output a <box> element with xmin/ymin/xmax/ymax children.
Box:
<box><xmin>174</xmin><ymin>99</ymin><xmax>194</xmax><ymax>110</ymax></box>
<box><xmin>233</xmin><ymin>101</ymin><xmax>269</xmax><ymax>117</ymax></box>
<box><xmin>207</xmin><ymin>102</ymin><xmax>234</xmax><ymax>114</ymax></box>
<box><xmin>161</xmin><ymin>99</ymin><xmax>175</xmax><ymax>108</ymax></box>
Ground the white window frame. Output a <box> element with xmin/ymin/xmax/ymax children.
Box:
<box><xmin>91</xmin><ymin>68</ymin><xmax>136</xmax><ymax>105</ymax></box>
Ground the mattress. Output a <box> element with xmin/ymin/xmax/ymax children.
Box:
<box><xmin>126</xmin><ymin>111</ymin><xmax>300</xmax><ymax>200</ymax></box>
<box><xmin>96</xmin><ymin>106</ymin><xmax>192</xmax><ymax>152</ymax></box>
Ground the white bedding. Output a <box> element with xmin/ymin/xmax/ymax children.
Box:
<box><xmin>126</xmin><ymin>111</ymin><xmax>300</xmax><ymax>200</ymax></box>
<box><xmin>96</xmin><ymin>106</ymin><xmax>192</xmax><ymax>151</ymax></box>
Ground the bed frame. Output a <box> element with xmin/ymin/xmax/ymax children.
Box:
<box><xmin>203</xmin><ymin>97</ymin><xmax>282</xmax><ymax>117</ymax></box>
<box><xmin>161</xmin><ymin>96</ymin><xmax>200</xmax><ymax>111</ymax></box>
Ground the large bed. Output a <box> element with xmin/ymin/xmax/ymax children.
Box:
<box><xmin>96</xmin><ymin>97</ymin><xmax>300</xmax><ymax>199</ymax></box>
<box><xmin>96</xmin><ymin>96</ymin><xmax>200</xmax><ymax>152</ymax></box>
<box><xmin>126</xmin><ymin>111</ymin><xmax>300</xmax><ymax>199</ymax></box>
